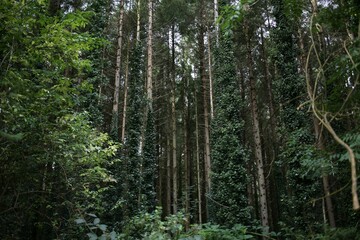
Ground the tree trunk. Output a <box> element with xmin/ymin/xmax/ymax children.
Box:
<box><xmin>198</xmin><ymin>3</ymin><xmax>211</xmax><ymax>220</ymax></box>
<box><xmin>260</xmin><ymin>25</ymin><xmax>279</xmax><ymax>230</ymax></box>
<box><xmin>246</xmin><ymin>24</ymin><xmax>269</xmax><ymax>231</ymax></box>
<box><xmin>136</xmin><ymin>0</ymin><xmax>141</xmax><ymax>42</ymax></box>
<box><xmin>166</xmin><ymin>136</ymin><xmax>171</xmax><ymax>215</ymax></box>
<box><xmin>146</xmin><ymin>0</ymin><xmax>153</xmax><ymax>102</ymax></box>
<box><xmin>121</xmin><ymin>43</ymin><xmax>130</xmax><ymax>142</ymax></box>
<box><xmin>214</xmin><ymin>0</ymin><xmax>219</xmax><ymax>45</ymax></box>
<box><xmin>207</xmin><ymin>31</ymin><xmax>214</xmax><ymax>119</ymax></box>
<box><xmin>183</xmin><ymin>76</ymin><xmax>190</xmax><ymax>230</ymax></box>
<box><xmin>111</xmin><ymin>0</ymin><xmax>125</xmax><ymax>138</ymax></box>
<box><xmin>195</xmin><ymin>86</ymin><xmax>202</xmax><ymax>224</ymax></box>
<box><xmin>171</xmin><ymin>25</ymin><xmax>178</xmax><ymax>214</ymax></box>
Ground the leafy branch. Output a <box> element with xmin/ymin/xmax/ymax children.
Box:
<box><xmin>305</xmin><ymin>14</ymin><xmax>359</xmax><ymax>210</ymax></box>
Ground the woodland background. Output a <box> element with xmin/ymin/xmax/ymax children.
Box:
<box><xmin>1</xmin><ymin>0</ymin><xmax>360</xmax><ymax>239</ymax></box>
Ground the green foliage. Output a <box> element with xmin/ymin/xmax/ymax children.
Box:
<box><xmin>277</xmin><ymin>223</ymin><xmax>360</xmax><ymax>240</ymax></box>
<box><xmin>119</xmin><ymin>207</ymin><xmax>186</xmax><ymax>239</ymax></box>
<box><xmin>141</xmin><ymin>107</ymin><xmax>157</xmax><ymax>211</ymax></box>
<box><xmin>75</xmin><ymin>213</ymin><xmax>118</xmax><ymax>240</ymax></box>
<box><xmin>0</xmin><ymin>1</ymin><xmax>118</xmax><ymax>238</ymax></box>
<box><xmin>110</xmin><ymin>42</ymin><xmax>146</xmax><ymax>223</ymax></box>
<box><xmin>118</xmin><ymin>209</ymin><xmax>262</xmax><ymax>240</ymax></box>
<box><xmin>210</xmin><ymin>36</ymin><xmax>251</xmax><ymax>226</ymax></box>
<box><xmin>217</xmin><ymin>1</ymin><xmax>255</xmax><ymax>35</ymax></box>
<box><xmin>181</xmin><ymin>224</ymin><xmax>255</xmax><ymax>240</ymax></box>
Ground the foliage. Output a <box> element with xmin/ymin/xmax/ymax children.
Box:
<box><xmin>210</xmin><ymin>36</ymin><xmax>251</xmax><ymax>226</ymax></box>
<box><xmin>181</xmin><ymin>224</ymin><xmax>255</xmax><ymax>240</ymax></box>
<box><xmin>75</xmin><ymin>213</ymin><xmax>118</xmax><ymax>240</ymax></box>
<box><xmin>0</xmin><ymin>1</ymin><xmax>118</xmax><ymax>238</ymax></box>
<box><xmin>118</xmin><ymin>209</ymin><xmax>262</xmax><ymax>240</ymax></box>
<box><xmin>141</xmin><ymin>107</ymin><xmax>157</xmax><ymax>212</ymax></box>
<box><xmin>119</xmin><ymin>207</ymin><xmax>186</xmax><ymax>239</ymax></box>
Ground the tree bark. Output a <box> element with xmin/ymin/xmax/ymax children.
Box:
<box><xmin>112</xmin><ymin>0</ymin><xmax>125</xmax><ymax>138</ymax></box>
<box><xmin>121</xmin><ymin>43</ymin><xmax>130</xmax><ymax>143</ymax></box>
<box><xmin>246</xmin><ymin>24</ymin><xmax>269</xmax><ymax>231</ymax></box>
<box><xmin>198</xmin><ymin>3</ymin><xmax>211</xmax><ymax>220</ymax></box>
<box><xmin>171</xmin><ymin>25</ymin><xmax>178</xmax><ymax>214</ymax></box>
<box><xmin>207</xmin><ymin>31</ymin><xmax>214</xmax><ymax>119</ymax></box>
<box><xmin>136</xmin><ymin>0</ymin><xmax>141</xmax><ymax>42</ymax></box>
<box><xmin>183</xmin><ymin>75</ymin><xmax>190</xmax><ymax>230</ymax></box>
<box><xmin>146</xmin><ymin>0</ymin><xmax>153</xmax><ymax>102</ymax></box>
<box><xmin>195</xmin><ymin>85</ymin><xmax>202</xmax><ymax>224</ymax></box>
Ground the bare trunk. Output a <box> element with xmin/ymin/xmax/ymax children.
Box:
<box><xmin>195</xmin><ymin>88</ymin><xmax>202</xmax><ymax>224</ymax></box>
<box><xmin>121</xmin><ymin>44</ymin><xmax>130</xmax><ymax>142</ymax></box>
<box><xmin>207</xmin><ymin>31</ymin><xmax>214</xmax><ymax>119</ymax></box>
<box><xmin>260</xmin><ymin>26</ymin><xmax>279</xmax><ymax>230</ymax></box>
<box><xmin>136</xmin><ymin>0</ymin><xmax>141</xmax><ymax>42</ymax></box>
<box><xmin>184</xmin><ymin>80</ymin><xmax>190</xmax><ymax>230</ymax></box>
<box><xmin>112</xmin><ymin>0</ymin><xmax>125</xmax><ymax>137</ymax></box>
<box><xmin>146</xmin><ymin>0</ymin><xmax>153</xmax><ymax>102</ymax></box>
<box><xmin>214</xmin><ymin>0</ymin><xmax>219</xmax><ymax>45</ymax></box>
<box><xmin>198</xmin><ymin>10</ymin><xmax>211</xmax><ymax>219</ymax></box>
<box><xmin>171</xmin><ymin>25</ymin><xmax>178</xmax><ymax>214</ymax></box>
<box><xmin>246</xmin><ymin>25</ymin><xmax>269</xmax><ymax>231</ymax></box>
<box><xmin>166</xmin><ymin>136</ymin><xmax>171</xmax><ymax>215</ymax></box>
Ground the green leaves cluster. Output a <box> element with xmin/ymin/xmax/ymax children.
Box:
<box><xmin>210</xmin><ymin>36</ymin><xmax>251</xmax><ymax>226</ymax></box>
<box><xmin>0</xmin><ymin>1</ymin><xmax>118</xmax><ymax>238</ymax></box>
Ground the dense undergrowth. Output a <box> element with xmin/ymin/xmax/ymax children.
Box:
<box><xmin>74</xmin><ymin>208</ymin><xmax>360</xmax><ymax>240</ymax></box>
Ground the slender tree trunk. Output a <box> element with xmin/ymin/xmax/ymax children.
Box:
<box><xmin>136</xmin><ymin>0</ymin><xmax>141</xmax><ymax>42</ymax></box>
<box><xmin>260</xmin><ymin>25</ymin><xmax>279</xmax><ymax>230</ymax></box>
<box><xmin>171</xmin><ymin>25</ymin><xmax>178</xmax><ymax>214</ymax></box>
<box><xmin>112</xmin><ymin>0</ymin><xmax>125</xmax><ymax>138</ymax></box>
<box><xmin>183</xmin><ymin>77</ymin><xmax>190</xmax><ymax>230</ymax></box>
<box><xmin>214</xmin><ymin>0</ymin><xmax>219</xmax><ymax>45</ymax></box>
<box><xmin>198</xmin><ymin>4</ymin><xmax>211</xmax><ymax>220</ymax></box>
<box><xmin>207</xmin><ymin>31</ymin><xmax>214</xmax><ymax>119</ymax></box>
<box><xmin>121</xmin><ymin>43</ymin><xmax>130</xmax><ymax>142</ymax></box>
<box><xmin>166</xmin><ymin>136</ymin><xmax>171</xmax><ymax>215</ymax></box>
<box><xmin>246</xmin><ymin>25</ymin><xmax>269</xmax><ymax>231</ymax></box>
<box><xmin>146</xmin><ymin>0</ymin><xmax>153</xmax><ymax>102</ymax></box>
<box><xmin>195</xmin><ymin>87</ymin><xmax>202</xmax><ymax>224</ymax></box>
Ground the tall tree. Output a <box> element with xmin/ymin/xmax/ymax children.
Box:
<box><xmin>198</xmin><ymin>0</ymin><xmax>211</xmax><ymax>220</ymax></box>
<box><xmin>245</xmin><ymin>22</ymin><xmax>269</xmax><ymax>231</ymax></box>
<box><xmin>210</xmin><ymin>35</ymin><xmax>250</xmax><ymax>226</ymax></box>
<box><xmin>111</xmin><ymin>0</ymin><xmax>125</xmax><ymax>139</ymax></box>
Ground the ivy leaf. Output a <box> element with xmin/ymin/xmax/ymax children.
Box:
<box><xmin>98</xmin><ymin>224</ymin><xmax>107</xmax><ymax>231</ymax></box>
<box><xmin>110</xmin><ymin>231</ymin><xmax>117</xmax><ymax>240</ymax></box>
<box><xmin>87</xmin><ymin>233</ymin><xmax>98</xmax><ymax>240</ymax></box>
<box><xmin>93</xmin><ymin>218</ymin><xmax>100</xmax><ymax>225</ymax></box>
<box><xmin>87</xmin><ymin>213</ymin><xmax>97</xmax><ymax>218</ymax></box>
<box><xmin>74</xmin><ymin>218</ymin><xmax>86</xmax><ymax>224</ymax></box>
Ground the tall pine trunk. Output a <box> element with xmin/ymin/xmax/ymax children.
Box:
<box><xmin>171</xmin><ymin>25</ymin><xmax>178</xmax><ymax>214</ymax></box>
<box><xmin>245</xmin><ymin>24</ymin><xmax>269</xmax><ymax>231</ymax></box>
<box><xmin>198</xmin><ymin>1</ymin><xmax>211</xmax><ymax>220</ymax></box>
<box><xmin>111</xmin><ymin>0</ymin><xmax>125</xmax><ymax>139</ymax></box>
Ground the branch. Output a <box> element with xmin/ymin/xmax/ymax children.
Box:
<box><xmin>305</xmin><ymin>14</ymin><xmax>359</xmax><ymax>210</ymax></box>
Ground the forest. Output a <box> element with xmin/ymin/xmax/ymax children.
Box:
<box><xmin>1</xmin><ymin>0</ymin><xmax>360</xmax><ymax>239</ymax></box>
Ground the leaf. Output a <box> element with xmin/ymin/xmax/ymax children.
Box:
<box><xmin>87</xmin><ymin>213</ymin><xmax>97</xmax><ymax>218</ymax></box>
<box><xmin>98</xmin><ymin>235</ymin><xmax>106</xmax><ymax>240</ymax></box>
<box><xmin>110</xmin><ymin>231</ymin><xmax>117</xmax><ymax>240</ymax></box>
<box><xmin>98</xmin><ymin>224</ymin><xmax>107</xmax><ymax>231</ymax></box>
<box><xmin>93</xmin><ymin>218</ymin><xmax>100</xmax><ymax>225</ymax></box>
<box><xmin>87</xmin><ymin>233</ymin><xmax>98</xmax><ymax>240</ymax></box>
<box><xmin>74</xmin><ymin>218</ymin><xmax>86</xmax><ymax>224</ymax></box>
